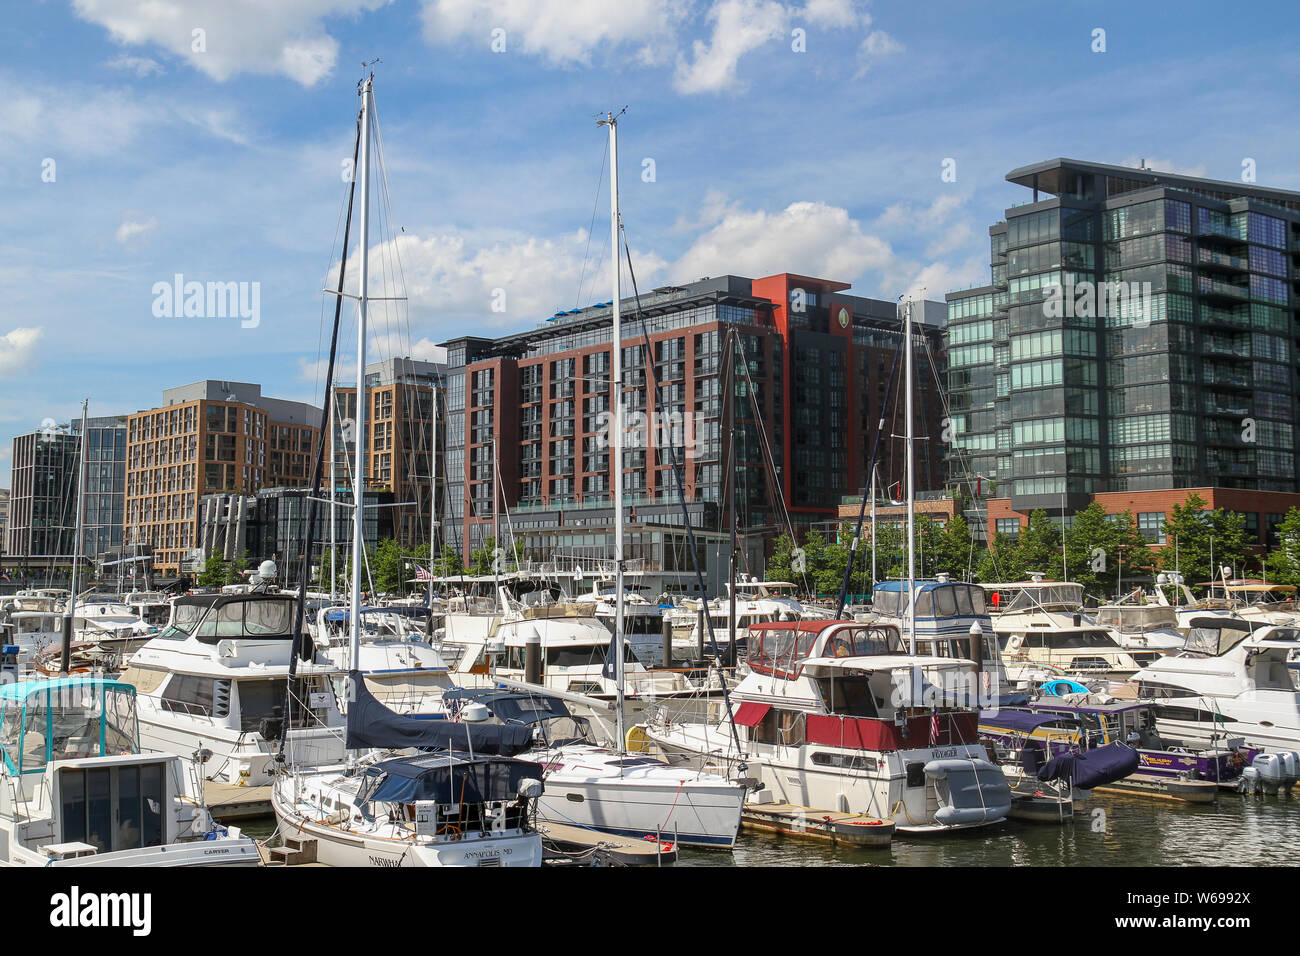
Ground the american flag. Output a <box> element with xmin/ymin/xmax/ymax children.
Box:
<box><xmin>929</xmin><ymin>712</ymin><xmax>941</xmax><ymax>745</ymax></box>
<box><xmin>414</xmin><ymin>565</ymin><xmax>431</xmax><ymax>581</ymax></box>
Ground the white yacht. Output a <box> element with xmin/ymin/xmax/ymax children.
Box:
<box><xmin>1092</xmin><ymin>596</ymin><xmax>1186</xmax><ymax>655</ymax></box>
<box><xmin>119</xmin><ymin>592</ymin><xmax>346</xmax><ymax>785</ymax></box>
<box><xmin>666</xmin><ymin>579</ymin><xmax>832</xmax><ymax>660</ymax></box>
<box><xmin>578</xmin><ymin>582</ymin><xmax>669</xmax><ymax>666</ymax></box>
<box><xmin>443</xmin><ymin>686</ymin><xmax>746</xmax><ymax>847</ymax></box>
<box><xmin>644</xmin><ymin>618</ymin><xmax>1012</xmax><ymax>833</ymax></box>
<box><xmin>311</xmin><ymin>604</ymin><xmax>455</xmax><ymax>715</ymax></box>
<box><xmin>1132</xmin><ymin>616</ymin><xmax>1300</xmax><ymax>752</ymax></box>
<box><xmin>0</xmin><ymin>676</ymin><xmax>259</xmax><ymax>866</ymax></box>
<box><xmin>982</xmin><ymin>578</ymin><xmax>1149</xmax><ymax>675</ymax></box>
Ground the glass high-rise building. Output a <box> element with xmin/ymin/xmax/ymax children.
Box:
<box><xmin>946</xmin><ymin>158</ymin><xmax>1300</xmax><ymax>520</ymax></box>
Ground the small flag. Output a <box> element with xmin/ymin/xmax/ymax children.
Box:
<box><xmin>414</xmin><ymin>565</ymin><xmax>431</xmax><ymax>581</ymax></box>
<box><xmin>929</xmin><ymin>712</ymin><xmax>941</xmax><ymax>745</ymax></box>
<box><xmin>601</xmin><ymin>635</ymin><xmax>619</xmax><ymax>681</ymax></box>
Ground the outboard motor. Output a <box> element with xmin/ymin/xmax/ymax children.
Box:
<box><xmin>1250</xmin><ymin>753</ymin><xmax>1284</xmax><ymax>794</ymax></box>
<box><xmin>1239</xmin><ymin>766</ymin><xmax>1261</xmax><ymax>795</ymax></box>
<box><xmin>1277</xmin><ymin>751</ymin><xmax>1299</xmax><ymax>792</ymax></box>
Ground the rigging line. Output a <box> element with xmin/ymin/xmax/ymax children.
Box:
<box><xmin>574</xmin><ymin>135</ymin><xmax>609</xmax><ymax>310</ymax></box>
<box><xmin>370</xmin><ymin>96</ymin><xmax>416</xmax><ymax>364</ymax></box>
<box><xmin>835</xmin><ymin>322</ymin><xmax>904</xmax><ymax>617</ymax></box>
<box><xmin>279</xmin><ymin>105</ymin><xmax>361</xmax><ymax>762</ymax></box>
<box><xmin>736</xmin><ymin>339</ymin><xmax>811</xmax><ymax>594</ymax></box>
<box><xmin>619</xmin><ymin>222</ymin><xmax>744</xmax><ymax>759</ymax></box>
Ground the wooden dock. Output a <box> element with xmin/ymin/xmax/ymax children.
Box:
<box><xmin>741</xmin><ymin>801</ymin><xmax>895</xmax><ymax>847</ymax></box>
<box><xmin>537</xmin><ymin>821</ymin><xmax>678</xmax><ymax>866</ymax></box>
<box><xmin>204</xmin><ymin>781</ymin><xmax>274</xmax><ymax>821</ymax></box>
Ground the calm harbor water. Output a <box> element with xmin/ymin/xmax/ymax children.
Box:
<box><xmin>238</xmin><ymin>789</ymin><xmax>1300</xmax><ymax>867</ymax></box>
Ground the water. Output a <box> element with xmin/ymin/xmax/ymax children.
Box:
<box><xmin>236</xmin><ymin>789</ymin><xmax>1300</xmax><ymax>866</ymax></box>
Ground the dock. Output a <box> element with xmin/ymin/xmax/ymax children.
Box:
<box><xmin>1094</xmin><ymin>774</ymin><xmax>1220</xmax><ymax>803</ymax></box>
<box><xmin>205</xmin><ymin>781</ymin><xmax>274</xmax><ymax>820</ymax></box>
<box><xmin>537</xmin><ymin>821</ymin><xmax>678</xmax><ymax>866</ymax></box>
<box><xmin>741</xmin><ymin>801</ymin><xmax>895</xmax><ymax>847</ymax></box>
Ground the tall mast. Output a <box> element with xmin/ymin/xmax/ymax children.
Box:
<box><xmin>330</xmin><ymin>389</ymin><xmax>337</xmax><ymax>603</ymax></box>
<box><xmin>904</xmin><ymin>299</ymin><xmax>916</xmax><ymax>656</ymax></box>
<box><xmin>428</xmin><ymin>384</ymin><xmax>438</xmax><ymax>609</ymax></box>
<box><xmin>349</xmin><ymin>74</ymin><xmax>373</xmax><ymax>677</ymax></box>
<box><xmin>870</xmin><ymin>463</ymin><xmax>877</xmax><ymax>589</ymax></box>
<box><xmin>60</xmin><ymin>399</ymin><xmax>89</xmax><ymax>676</ymax></box>
<box><xmin>601</xmin><ymin>110</ymin><xmax>626</xmax><ymax>753</ymax></box>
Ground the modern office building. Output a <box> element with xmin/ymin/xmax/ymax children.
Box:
<box><xmin>197</xmin><ymin>486</ymin><xmax>394</xmax><ymax>579</ymax></box>
<box><xmin>0</xmin><ymin>489</ymin><xmax>9</xmax><ymax>557</ymax></box>
<box><xmin>125</xmin><ymin>381</ymin><xmax>321</xmax><ymax>575</ymax></box>
<box><xmin>330</xmin><ymin>356</ymin><xmax>445</xmax><ymax>553</ymax></box>
<box><xmin>78</xmin><ymin>415</ymin><xmax>128</xmax><ymax>561</ymax></box>
<box><xmin>5</xmin><ymin>426</ymin><xmax>80</xmax><ymax>567</ymax></box>
<box><xmin>946</xmin><ymin>158</ymin><xmax>1300</xmax><ymax>536</ymax></box>
<box><xmin>442</xmin><ymin>274</ymin><xmax>946</xmax><ymax>592</ymax></box>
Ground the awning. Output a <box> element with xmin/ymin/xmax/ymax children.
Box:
<box><xmin>733</xmin><ymin>702</ymin><xmax>770</xmax><ymax>727</ymax></box>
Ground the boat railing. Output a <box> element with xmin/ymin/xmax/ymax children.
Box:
<box><xmin>159</xmin><ymin>699</ymin><xmax>216</xmax><ymax>721</ymax></box>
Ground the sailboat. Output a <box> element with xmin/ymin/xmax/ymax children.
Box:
<box><xmin>269</xmin><ymin>74</ymin><xmax>544</xmax><ymax>866</ymax></box>
<box><xmin>644</xmin><ymin>301</ymin><xmax>1013</xmax><ymax>833</ymax></box>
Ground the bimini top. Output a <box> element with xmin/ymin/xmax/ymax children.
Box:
<box><xmin>0</xmin><ymin>678</ymin><xmax>139</xmax><ymax>775</ymax></box>
<box><xmin>355</xmin><ymin>752</ymin><xmax>544</xmax><ymax>807</ymax></box>
<box><xmin>978</xmin><ymin>709</ymin><xmax>1071</xmax><ymax>735</ymax></box>
<box><xmin>161</xmin><ymin>592</ymin><xmax>297</xmax><ymax>644</ymax></box>
<box><xmin>872</xmin><ymin>579</ymin><xmax>987</xmax><ymax>618</ymax></box>
<box><xmin>322</xmin><ymin>605</ymin><xmax>431</xmax><ymax>623</ymax></box>
<box><xmin>442</xmin><ymin>687</ymin><xmax>572</xmax><ymax>724</ymax></box>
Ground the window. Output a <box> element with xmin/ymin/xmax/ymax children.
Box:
<box><xmin>1137</xmin><ymin>512</ymin><xmax>1166</xmax><ymax>544</ymax></box>
<box><xmin>996</xmin><ymin>518</ymin><xmax>1021</xmax><ymax>538</ymax></box>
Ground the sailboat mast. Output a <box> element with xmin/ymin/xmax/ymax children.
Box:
<box><xmin>60</xmin><ymin>399</ymin><xmax>89</xmax><ymax>675</ymax></box>
<box><xmin>349</xmin><ymin>75</ymin><xmax>373</xmax><ymax>674</ymax></box>
<box><xmin>330</xmin><ymin>389</ymin><xmax>337</xmax><ymax>603</ymax></box>
<box><xmin>904</xmin><ymin>299</ymin><xmax>916</xmax><ymax>656</ymax></box>
<box><xmin>605</xmin><ymin>111</ymin><xmax>626</xmax><ymax>753</ymax></box>
<box><xmin>429</xmin><ymin>384</ymin><xmax>438</xmax><ymax>609</ymax></box>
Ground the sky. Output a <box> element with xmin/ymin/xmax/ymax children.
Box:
<box><xmin>2</xmin><ymin>0</ymin><xmax>1299</xmax><ymax>482</ymax></box>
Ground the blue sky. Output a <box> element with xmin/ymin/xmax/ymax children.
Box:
<box><xmin>2</xmin><ymin>0</ymin><xmax>1298</xmax><ymax>480</ymax></box>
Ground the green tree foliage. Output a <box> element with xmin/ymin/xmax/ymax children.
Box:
<box><xmin>1265</xmin><ymin>507</ymin><xmax>1300</xmax><ymax>586</ymax></box>
<box><xmin>1155</xmin><ymin>493</ymin><xmax>1250</xmax><ymax>590</ymax></box>
<box><xmin>196</xmin><ymin>551</ymin><xmax>230</xmax><ymax>588</ymax></box>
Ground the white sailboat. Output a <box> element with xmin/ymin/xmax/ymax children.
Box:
<box><xmin>270</xmin><ymin>74</ymin><xmax>545</xmax><ymax>866</ymax></box>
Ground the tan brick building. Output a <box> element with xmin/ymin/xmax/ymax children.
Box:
<box><xmin>125</xmin><ymin>381</ymin><xmax>320</xmax><ymax>575</ymax></box>
<box><xmin>331</xmin><ymin>357</ymin><xmax>443</xmax><ymax>551</ymax></box>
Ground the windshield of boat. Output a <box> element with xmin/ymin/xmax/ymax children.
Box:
<box><xmin>873</xmin><ymin>584</ymin><xmax>985</xmax><ymax>617</ymax></box>
<box><xmin>194</xmin><ymin>599</ymin><xmax>294</xmax><ymax>642</ymax></box>
<box><xmin>1183</xmin><ymin>622</ymin><xmax>1252</xmax><ymax>656</ymax></box>
<box><xmin>156</xmin><ymin>601</ymin><xmax>206</xmax><ymax>640</ymax></box>
<box><xmin>533</xmin><ymin>714</ymin><xmax>597</xmax><ymax>747</ymax></box>
<box><xmin>984</xmin><ymin>584</ymin><xmax>1083</xmax><ymax>613</ymax></box>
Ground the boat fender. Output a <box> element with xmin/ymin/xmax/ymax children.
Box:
<box><xmin>517</xmin><ymin>778</ymin><xmax>543</xmax><ymax>800</ymax></box>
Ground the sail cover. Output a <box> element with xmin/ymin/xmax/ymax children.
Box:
<box><xmin>1037</xmin><ymin>743</ymin><xmax>1140</xmax><ymax>790</ymax></box>
<box><xmin>344</xmin><ymin>670</ymin><xmax>534</xmax><ymax>755</ymax></box>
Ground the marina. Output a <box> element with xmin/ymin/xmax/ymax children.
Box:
<box><xmin>1</xmin><ymin>7</ymin><xmax>1298</xmax><ymax>927</ymax></box>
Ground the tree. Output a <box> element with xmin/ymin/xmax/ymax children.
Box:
<box><xmin>197</xmin><ymin>551</ymin><xmax>229</xmax><ymax>588</ymax></box>
<box><xmin>1265</xmin><ymin>507</ymin><xmax>1300</xmax><ymax>586</ymax></box>
<box><xmin>923</xmin><ymin>514</ymin><xmax>974</xmax><ymax>579</ymax></box>
<box><xmin>974</xmin><ymin>531</ymin><xmax>1023</xmax><ymax>584</ymax></box>
<box><xmin>372</xmin><ymin>538</ymin><xmax>406</xmax><ymax>594</ymax></box>
<box><xmin>1156</xmin><ymin>493</ymin><xmax>1250</xmax><ymax>592</ymax></box>
<box><xmin>228</xmin><ymin>549</ymin><xmax>250</xmax><ymax>586</ymax></box>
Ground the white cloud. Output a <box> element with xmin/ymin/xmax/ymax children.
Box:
<box><xmin>420</xmin><ymin>0</ymin><xmax>685</xmax><ymax>66</ymax></box>
<box><xmin>0</xmin><ymin>327</ymin><xmax>43</xmax><ymax>376</ymax></box>
<box><xmin>674</xmin><ymin>0</ymin><xmax>789</xmax><ymax>94</ymax></box>
<box><xmin>801</xmin><ymin>0</ymin><xmax>867</xmax><ymax>28</ymax></box>
<box><xmin>672</xmin><ymin>196</ymin><xmax>893</xmax><ymax>282</ymax></box>
<box><xmin>72</xmin><ymin>0</ymin><xmax>391</xmax><ymax>87</ymax></box>
<box><xmin>115</xmin><ymin>217</ymin><xmax>158</xmax><ymax>244</ymax></box>
<box><xmin>106</xmin><ymin>54</ymin><xmax>164</xmax><ymax>77</ymax></box>
<box><xmin>856</xmin><ymin>28</ymin><xmax>902</xmax><ymax>75</ymax></box>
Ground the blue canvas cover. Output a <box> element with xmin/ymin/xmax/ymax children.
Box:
<box><xmin>980</xmin><ymin>709</ymin><xmax>1065</xmax><ymax>735</ymax></box>
<box><xmin>1037</xmin><ymin>743</ymin><xmax>1140</xmax><ymax>789</ymax></box>
<box><xmin>344</xmin><ymin>670</ymin><xmax>533</xmax><ymax>754</ymax></box>
<box><xmin>358</xmin><ymin>753</ymin><xmax>544</xmax><ymax>805</ymax></box>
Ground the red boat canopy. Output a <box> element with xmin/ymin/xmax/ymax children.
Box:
<box><xmin>733</xmin><ymin>702</ymin><xmax>771</xmax><ymax>727</ymax></box>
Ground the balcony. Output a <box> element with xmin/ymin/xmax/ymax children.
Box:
<box><xmin>1197</xmin><ymin>248</ymin><xmax>1249</xmax><ymax>272</ymax></box>
<box><xmin>1200</xmin><ymin>306</ymin><xmax>1251</xmax><ymax>329</ymax></box>
<box><xmin>1203</xmin><ymin>396</ymin><xmax>1250</xmax><ymax>417</ymax></box>
<box><xmin>1201</xmin><ymin>338</ymin><xmax>1251</xmax><ymax>359</ymax></box>
<box><xmin>1198</xmin><ymin>277</ymin><xmax>1249</xmax><ymax>301</ymax></box>
<box><xmin>1202</xmin><ymin>367</ymin><xmax>1251</xmax><ymax>389</ymax></box>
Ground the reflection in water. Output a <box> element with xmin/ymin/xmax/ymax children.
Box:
<box><xmin>238</xmin><ymin>791</ymin><xmax>1300</xmax><ymax>867</ymax></box>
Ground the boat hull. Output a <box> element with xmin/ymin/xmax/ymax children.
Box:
<box><xmin>536</xmin><ymin>775</ymin><xmax>744</xmax><ymax>848</ymax></box>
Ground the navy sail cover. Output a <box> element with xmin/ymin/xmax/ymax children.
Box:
<box><xmin>358</xmin><ymin>753</ymin><xmax>544</xmax><ymax>805</ymax></box>
<box><xmin>344</xmin><ymin>670</ymin><xmax>534</xmax><ymax>754</ymax></box>
<box><xmin>1037</xmin><ymin>743</ymin><xmax>1140</xmax><ymax>790</ymax></box>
